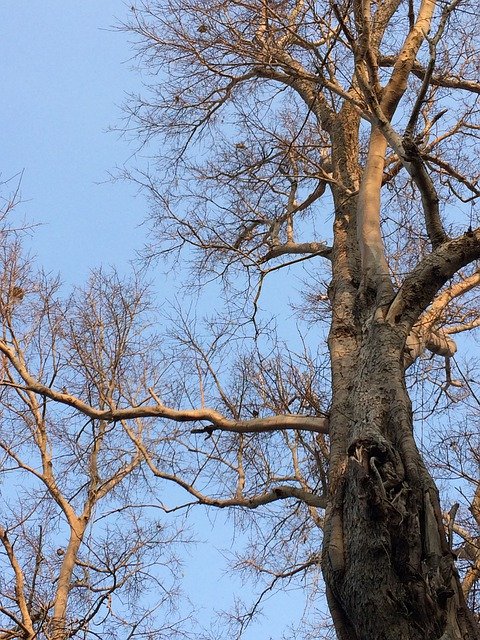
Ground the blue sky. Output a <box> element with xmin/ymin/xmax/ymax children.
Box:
<box><xmin>1</xmin><ymin>2</ymin><xmax>145</xmax><ymax>283</ymax></box>
<box><xmin>0</xmin><ymin>3</ymin><xmax>313</xmax><ymax>637</ymax></box>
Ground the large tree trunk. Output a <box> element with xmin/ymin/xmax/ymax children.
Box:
<box><xmin>323</xmin><ymin>315</ymin><xmax>479</xmax><ymax>640</ymax></box>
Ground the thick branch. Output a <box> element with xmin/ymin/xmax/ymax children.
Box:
<box><xmin>186</xmin><ymin>412</ymin><xmax>328</xmax><ymax>434</ymax></box>
<box><xmin>446</xmin><ymin>317</ymin><xmax>480</xmax><ymax>335</ymax></box>
<box><xmin>0</xmin><ymin>527</ymin><xmax>35</xmax><ymax>640</ymax></box>
<box><xmin>380</xmin><ymin>0</ymin><xmax>436</xmax><ymax>117</ymax></box>
<box><xmin>379</xmin><ymin>56</ymin><xmax>480</xmax><ymax>94</ymax></box>
<box><xmin>206</xmin><ymin>486</ymin><xmax>326</xmax><ymax>510</ymax></box>
<box><xmin>52</xmin><ymin>520</ymin><xmax>87</xmax><ymax>640</ymax></box>
<box><xmin>421</xmin><ymin>268</ymin><xmax>480</xmax><ymax>328</ymax></box>
<box><xmin>261</xmin><ymin>241</ymin><xmax>332</xmax><ymax>263</ymax></box>
<box><xmin>362</xmin><ymin>91</ymin><xmax>448</xmax><ymax>248</ymax></box>
<box><xmin>404</xmin><ymin>326</ymin><xmax>457</xmax><ymax>367</ymax></box>
<box><xmin>0</xmin><ymin>344</ymin><xmax>329</xmax><ymax>433</ymax></box>
<box><xmin>386</xmin><ymin>227</ymin><xmax>480</xmax><ymax>330</ymax></box>
<box><xmin>357</xmin><ymin>126</ymin><xmax>395</xmax><ymax>302</ymax></box>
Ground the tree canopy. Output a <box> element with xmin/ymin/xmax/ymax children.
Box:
<box><xmin>0</xmin><ymin>1</ymin><xmax>480</xmax><ymax>639</ymax></box>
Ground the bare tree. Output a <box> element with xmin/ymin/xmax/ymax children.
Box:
<box><xmin>119</xmin><ymin>1</ymin><xmax>480</xmax><ymax>638</ymax></box>
<box><xmin>0</xmin><ymin>227</ymin><xmax>191</xmax><ymax>639</ymax></box>
<box><xmin>2</xmin><ymin>1</ymin><xmax>480</xmax><ymax>639</ymax></box>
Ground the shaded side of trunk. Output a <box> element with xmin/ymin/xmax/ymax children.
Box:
<box><xmin>323</xmin><ymin>317</ymin><xmax>479</xmax><ymax>640</ymax></box>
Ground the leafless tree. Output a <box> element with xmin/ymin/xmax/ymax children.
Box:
<box><xmin>2</xmin><ymin>1</ymin><xmax>480</xmax><ymax>638</ymax></box>
<box><xmin>119</xmin><ymin>1</ymin><xmax>480</xmax><ymax>637</ymax></box>
<box><xmin>0</xmin><ymin>225</ymin><xmax>192</xmax><ymax>639</ymax></box>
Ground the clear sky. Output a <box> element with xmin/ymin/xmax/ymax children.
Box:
<box><xmin>0</xmin><ymin>3</ymin><xmax>312</xmax><ymax>637</ymax></box>
<box><xmin>0</xmin><ymin>2</ymin><xmax>145</xmax><ymax>283</ymax></box>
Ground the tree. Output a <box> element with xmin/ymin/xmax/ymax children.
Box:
<box><xmin>121</xmin><ymin>1</ymin><xmax>480</xmax><ymax>637</ymax></box>
<box><xmin>0</xmin><ymin>203</ymin><xmax>190</xmax><ymax>639</ymax></box>
<box><xmin>1</xmin><ymin>1</ymin><xmax>480</xmax><ymax>639</ymax></box>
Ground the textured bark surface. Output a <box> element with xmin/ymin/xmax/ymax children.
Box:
<box><xmin>323</xmin><ymin>314</ymin><xmax>479</xmax><ymax>640</ymax></box>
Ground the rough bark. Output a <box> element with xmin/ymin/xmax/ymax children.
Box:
<box><xmin>320</xmin><ymin>72</ymin><xmax>479</xmax><ymax>638</ymax></box>
<box><xmin>323</xmin><ymin>305</ymin><xmax>479</xmax><ymax>640</ymax></box>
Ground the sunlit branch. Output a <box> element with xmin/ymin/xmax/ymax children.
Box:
<box><xmin>423</xmin><ymin>269</ymin><xmax>480</xmax><ymax>326</ymax></box>
<box><xmin>378</xmin><ymin>56</ymin><xmax>480</xmax><ymax>94</ymax></box>
<box><xmin>361</xmin><ymin>92</ymin><xmax>448</xmax><ymax>249</ymax></box>
<box><xmin>445</xmin><ymin>318</ymin><xmax>480</xmax><ymax>335</ymax></box>
<box><xmin>0</xmin><ymin>342</ymin><xmax>329</xmax><ymax>434</ymax></box>
<box><xmin>404</xmin><ymin>326</ymin><xmax>457</xmax><ymax>368</ymax></box>
<box><xmin>120</xmin><ymin>419</ymin><xmax>327</xmax><ymax>510</ymax></box>
<box><xmin>386</xmin><ymin>227</ymin><xmax>480</xmax><ymax>330</ymax></box>
<box><xmin>0</xmin><ymin>527</ymin><xmax>35</xmax><ymax>639</ymax></box>
<box><xmin>404</xmin><ymin>271</ymin><xmax>480</xmax><ymax>364</ymax></box>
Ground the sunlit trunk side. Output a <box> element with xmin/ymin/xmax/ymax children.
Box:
<box><xmin>50</xmin><ymin>518</ymin><xmax>87</xmax><ymax>640</ymax></box>
<box><xmin>356</xmin><ymin>126</ymin><xmax>394</xmax><ymax>305</ymax></box>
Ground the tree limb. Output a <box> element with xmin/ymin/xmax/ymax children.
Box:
<box><xmin>386</xmin><ymin>228</ymin><xmax>480</xmax><ymax>330</ymax></box>
<box><xmin>378</xmin><ymin>56</ymin><xmax>480</xmax><ymax>94</ymax></box>
<box><xmin>0</xmin><ymin>342</ymin><xmax>329</xmax><ymax>434</ymax></box>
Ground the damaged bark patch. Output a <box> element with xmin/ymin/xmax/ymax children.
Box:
<box><xmin>325</xmin><ymin>425</ymin><xmax>470</xmax><ymax>639</ymax></box>
<box><xmin>347</xmin><ymin>438</ymin><xmax>405</xmax><ymax>493</ymax></box>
